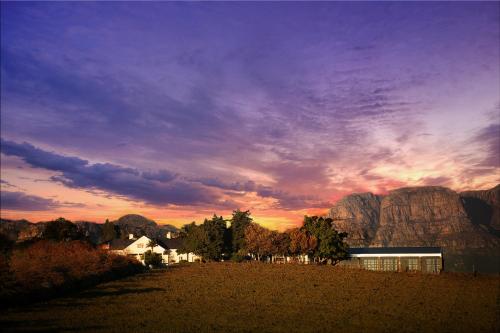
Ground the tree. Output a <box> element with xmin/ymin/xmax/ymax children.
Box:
<box><xmin>288</xmin><ymin>228</ymin><xmax>317</xmax><ymax>263</ymax></box>
<box><xmin>201</xmin><ymin>215</ymin><xmax>226</xmax><ymax>261</ymax></box>
<box><xmin>302</xmin><ymin>216</ymin><xmax>349</xmax><ymax>265</ymax></box>
<box><xmin>0</xmin><ymin>233</ymin><xmax>14</xmax><ymax>256</ymax></box>
<box><xmin>269</xmin><ymin>231</ymin><xmax>290</xmax><ymax>263</ymax></box>
<box><xmin>244</xmin><ymin>222</ymin><xmax>271</xmax><ymax>261</ymax></box>
<box><xmin>147</xmin><ymin>239</ymin><xmax>158</xmax><ymax>254</ymax></box>
<box><xmin>317</xmin><ymin>228</ymin><xmax>349</xmax><ymax>265</ymax></box>
<box><xmin>178</xmin><ymin>222</ymin><xmax>206</xmax><ymax>256</ymax></box>
<box><xmin>143</xmin><ymin>250</ymin><xmax>162</xmax><ymax>267</ymax></box>
<box><xmin>231</xmin><ymin>209</ymin><xmax>253</xmax><ymax>256</ymax></box>
<box><xmin>43</xmin><ymin>218</ymin><xmax>82</xmax><ymax>242</ymax></box>
<box><xmin>102</xmin><ymin>219</ymin><xmax>117</xmax><ymax>243</ymax></box>
<box><xmin>177</xmin><ymin>216</ymin><xmax>227</xmax><ymax>261</ymax></box>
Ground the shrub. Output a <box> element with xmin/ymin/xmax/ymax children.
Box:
<box><xmin>1</xmin><ymin>240</ymin><xmax>144</xmax><ymax>305</ymax></box>
<box><xmin>231</xmin><ymin>252</ymin><xmax>249</xmax><ymax>263</ymax></box>
<box><xmin>143</xmin><ymin>250</ymin><xmax>163</xmax><ymax>267</ymax></box>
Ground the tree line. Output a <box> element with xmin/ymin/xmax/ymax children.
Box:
<box><xmin>178</xmin><ymin>210</ymin><xmax>350</xmax><ymax>265</ymax></box>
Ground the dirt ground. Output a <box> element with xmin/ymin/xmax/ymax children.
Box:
<box><xmin>1</xmin><ymin>262</ymin><xmax>499</xmax><ymax>332</ymax></box>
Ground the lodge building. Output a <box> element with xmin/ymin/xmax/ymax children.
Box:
<box><xmin>342</xmin><ymin>247</ymin><xmax>443</xmax><ymax>273</ymax></box>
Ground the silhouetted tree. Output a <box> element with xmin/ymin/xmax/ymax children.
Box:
<box><xmin>202</xmin><ymin>215</ymin><xmax>226</xmax><ymax>261</ymax></box>
<box><xmin>43</xmin><ymin>218</ymin><xmax>82</xmax><ymax>242</ymax></box>
<box><xmin>147</xmin><ymin>239</ymin><xmax>159</xmax><ymax>254</ymax></box>
<box><xmin>0</xmin><ymin>233</ymin><xmax>14</xmax><ymax>256</ymax></box>
<box><xmin>231</xmin><ymin>209</ymin><xmax>253</xmax><ymax>256</ymax></box>
<box><xmin>102</xmin><ymin>219</ymin><xmax>117</xmax><ymax>243</ymax></box>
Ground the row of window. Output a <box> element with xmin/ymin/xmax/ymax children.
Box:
<box><xmin>360</xmin><ymin>257</ymin><xmax>440</xmax><ymax>272</ymax></box>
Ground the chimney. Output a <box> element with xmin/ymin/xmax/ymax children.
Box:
<box><xmin>129</xmin><ymin>233</ymin><xmax>135</xmax><ymax>240</ymax></box>
<box><xmin>166</xmin><ymin>231</ymin><xmax>172</xmax><ymax>239</ymax></box>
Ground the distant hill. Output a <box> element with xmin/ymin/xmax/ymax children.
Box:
<box><xmin>0</xmin><ymin>215</ymin><xmax>179</xmax><ymax>244</ymax></box>
<box><xmin>0</xmin><ymin>218</ymin><xmax>31</xmax><ymax>241</ymax></box>
<box><xmin>113</xmin><ymin>214</ymin><xmax>178</xmax><ymax>240</ymax></box>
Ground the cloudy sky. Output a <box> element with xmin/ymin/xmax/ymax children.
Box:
<box><xmin>1</xmin><ymin>2</ymin><xmax>499</xmax><ymax>230</ymax></box>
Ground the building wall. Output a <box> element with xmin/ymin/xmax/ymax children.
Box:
<box><xmin>125</xmin><ymin>236</ymin><xmax>166</xmax><ymax>256</ymax></box>
<box><xmin>175</xmin><ymin>251</ymin><xmax>202</xmax><ymax>263</ymax></box>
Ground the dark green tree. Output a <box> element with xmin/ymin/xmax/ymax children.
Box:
<box><xmin>178</xmin><ymin>215</ymin><xmax>228</xmax><ymax>261</ymax></box>
<box><xmin>178</xmin><ymin>222</ymin><xmax>207</xmax><ymax>256</ymax></box>
<box><xmin>102</xmin><ymin>219</ymin><xmax>117</xmax><ymax>243</ymax></box>
<box><xmin>231</xmin><ymin>209</ymin><xmax>252</xmax><ymax>256</ymax></box>
<box><xmin>302</xmin><ymin>216</ymin><xmax>349</xmax><ymax>265</ymax></box>
<box><xmin>43</xmin><ymin>218</ymin><xmax>82</xmax><ymax>241</ymax></box>
<box><xmin>202</xmin><ymin>215</ymin><xmax>226</xmax><ymax>261</ymax></box>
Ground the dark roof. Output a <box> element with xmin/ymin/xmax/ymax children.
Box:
<box><xmin>108</xmin><ymin>236</ymin><xmax>184</xmax><ymax>251</ymax></box>
<box><xmin>349</xmin><ymin>247</ymin><xmax>442</xmax><ymax>255</ymax></box>
<box><xmin>109</xmin><ymin>238</ymin><xmax>135</xmax><ymax>250</ymax></box>
<box><xmin>160</xmin><ymin>237</ymin><xmax>184</xmax><ymax>250</ymax></box>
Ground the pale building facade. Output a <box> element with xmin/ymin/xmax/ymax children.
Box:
<box><xmin>108</xmin><ymin>234</ymin><xmax>201</xmax><ymax>265</ymax></box>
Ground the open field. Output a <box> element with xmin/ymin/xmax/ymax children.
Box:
<box><xmin>1</xmin><ymin>263</ymin><xmax>499</xmax><ymax>333</ymax></box>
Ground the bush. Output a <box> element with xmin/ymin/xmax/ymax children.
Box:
<box><xmin>231</xmin><ymin>253</ymin><xmax>249</xmax><ymax>263</ymax></box>
<box><xmin>143</xmin><ymin>250</ymin><xmax>162</xmax><ymax>267</ymax></box>
<box><xmin>1</xmin><ymin>240</ymin><xmax>144</xmax><ymax>305</ymax></box>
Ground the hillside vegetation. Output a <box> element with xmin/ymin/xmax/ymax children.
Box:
<box><xmin>1</xmin><ymin>263</ymin><xmax>498</xmax><ymax>333</ymax></box>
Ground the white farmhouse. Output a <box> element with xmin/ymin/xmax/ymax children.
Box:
<box><xmin>107</xmin><ymin>234</ymin><xmax>200</xmax><ymax>265</ymax></box>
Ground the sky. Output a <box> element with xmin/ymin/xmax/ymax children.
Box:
<box><xmin>1</xmin><ymin>2</ymin><xmax>499</xmax><ymax>230</ymax></box>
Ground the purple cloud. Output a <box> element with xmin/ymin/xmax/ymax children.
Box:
<box><xmin>1</xmin><ymin>139</ymin><xmax>217</xmax><ymax>206</ymax></box>
<box><xmin>1</xmin><ymin>190</ymin><xmax>85</xmax><ymax>211</ymax></box>
<box><xmin>1</xmin><ymin>139</ymin><xmax>326</xmax><ymax>209</ymax></box>
<box><xmin>473</xmin><ymin>124</ymin><xmax>500</xmax><ymax>169</ymax></box>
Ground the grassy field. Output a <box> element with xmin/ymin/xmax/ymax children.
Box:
<box><xmin>1</xmin><ymin>263</ymin><xmax>498</xmax><ymax>333</ymax></box>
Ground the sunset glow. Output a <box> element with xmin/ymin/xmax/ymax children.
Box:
<box><xmin>1</xmin><ymin>2</ymin><xmax>499</xmax><ymax>230</ymax></box>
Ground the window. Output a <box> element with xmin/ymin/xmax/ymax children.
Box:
<box><xmin>137</xmin><ymin>243</ymin><xmax>144</xmax><ymax>248</ymax></box>
<box><xmin>362</xmin><ymin>258</ymin><xmax>378</xmax><ymax>271</ymax></box>
<box><xmin>425</xmin><ymin>258</ymin><xmax>439</xmax><ymax>273</ymax></box>
<box><xmin>382</xmin><ymin>258</ymin><xmax>397</xmax><ymax>271</ymax></box>
<box><xmin>407</xmin><ymin>258</ymin><xmax>419</xmax><ymax>271</ymax></box>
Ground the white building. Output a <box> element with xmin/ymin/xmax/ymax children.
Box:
<box><xmin>107</xmin><ymin>234</ymin><xmax>200</xmax><ymax>265</ymax></box>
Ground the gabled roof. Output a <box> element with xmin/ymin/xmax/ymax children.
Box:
<box><xmin>109</xmin><ymin>238</ymin><xmax>135</xmax><ymax>250</ymax></box>
<box><xmin>159</xmin><ymin>237</ymin><xmax>184</xmax><ymax>250</ymax></box>
<box><xmin>349</xmin><ymin>247</ymin><xmax>442</xmax><ymax>255</ymax></box>
<box><xmin>108</xmin><ymin>235</ymin><xmax>184</xmax><ymax>251</ymax></box>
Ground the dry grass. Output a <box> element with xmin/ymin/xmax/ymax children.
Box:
<box><xmin>1</xmin><ymin>263</ymin><xmax>499</xmax><ymax>333</ymax></box>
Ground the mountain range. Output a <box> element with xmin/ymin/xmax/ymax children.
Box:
<box><xmin>0</xmin><ymin>214</ymin><xmax>179</xmax><ymax>244</ymax></box>
<box><xmin>327</xmin><ymin>184</ymin><xmax>499</xmax><ymax>254</ymax></box>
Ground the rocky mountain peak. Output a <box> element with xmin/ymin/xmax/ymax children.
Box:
<box><xmin>328</xmin><ymin>184</ymin><xmax>500</xmax><ymax>254</ymax></box>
